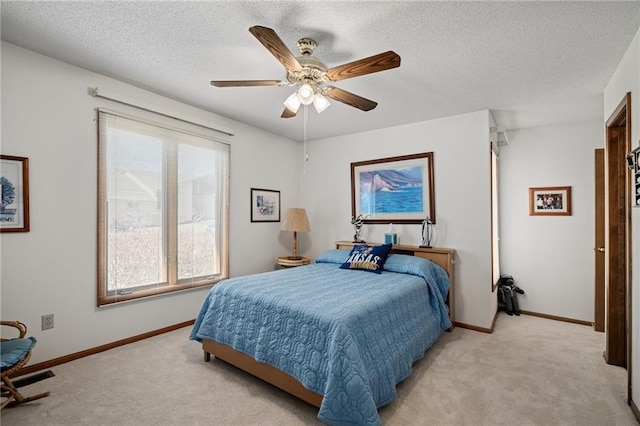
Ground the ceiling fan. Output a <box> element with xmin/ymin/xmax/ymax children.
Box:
<box><xmin>211</xmin><ymin>26</ymin><xmax>401</xmax><ymax>118</ymax></box>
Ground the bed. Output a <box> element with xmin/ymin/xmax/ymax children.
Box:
<box><xmin>190</xmin><ymin>242</ymin><xmax>455</xmax><ymax>426</ymax></box>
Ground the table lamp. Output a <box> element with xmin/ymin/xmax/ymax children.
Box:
<box><xmin>282</xmin><ymin>208</ymin><xmax>311</xmax><ymax>260</ymax></box>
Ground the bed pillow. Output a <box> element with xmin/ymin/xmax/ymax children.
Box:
<box><xmin>315</xmin><ymin>249</ymin><xmax>351</xmax><ymax>265</ymax></box>
<box><xmin>339</xmin><ymin>243</ymin><xmax>392</xmax><ymax>274</ymax></box>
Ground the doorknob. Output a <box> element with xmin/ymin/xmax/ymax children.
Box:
<box><xmin>597</xmin><ymin>247</ymin><xmax>605</xmax><ymax>253</ymax></box>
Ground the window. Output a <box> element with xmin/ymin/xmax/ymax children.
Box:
<box><xmin>97</xmin><ymin>110</ymin><xmax>229</xmax><ymax>306</ymax></box>
<box><xmin>490</xmin><ymin>142</ymin><xmax>500</xmax><ymax>292</ymax></box>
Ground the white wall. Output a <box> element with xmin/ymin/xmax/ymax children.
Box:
<box><xmin>0</xmin><ymin>42</ymin><xmax>300</xmax><ymax>364</ymax></box>
<box><xmin>300</xmin><ymin>111</ymin><xmax>496</xmax><ymax>329</ymax></box>
<box><xmin>604</xmin><ymin>27</ymin><xmax>640</xmax><ymax>408</ymax></box>
<box><xmin>498</xmin><ymin>120</ymin><xmax>604</xmax><ymax>322</ymax></box>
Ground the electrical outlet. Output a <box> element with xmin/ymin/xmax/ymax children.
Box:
<box><xmin>41</xmin><ymin>314</ymin><xmax>54</xmax><ymax>330</ymax></box>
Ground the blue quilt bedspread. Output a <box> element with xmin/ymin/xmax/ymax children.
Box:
<box><xmin>190</xmin><ymin>250</ymin><xmax>450</xmax><ymax>425</ymax></box>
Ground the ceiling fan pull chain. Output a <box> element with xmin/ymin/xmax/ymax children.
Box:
<box><xmin>303</xmin><ymin>105</ymin><xmax>309</xmax><ymax>173</ymax></box>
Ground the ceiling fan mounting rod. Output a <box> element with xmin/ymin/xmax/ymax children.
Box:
<box><xmin>285</xmin><ymin>36</ymin><xmax>330</xmax><ymax>88</ymax></box>
<box><xmin>297</xmin><ymin>38</ymin><xmax>317</xmax><ymax>56</ymax></box>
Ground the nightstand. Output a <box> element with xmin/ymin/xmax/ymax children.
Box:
<box><xmin>277</xmin><ymin>256</ymin><xmax>311</xmax><ymax>268</ymax></box>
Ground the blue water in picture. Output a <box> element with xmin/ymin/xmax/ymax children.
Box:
<box><xmin>360</xmin><ymin>186</ymin><xmax>424</xmax><ymax>214</ymax></box>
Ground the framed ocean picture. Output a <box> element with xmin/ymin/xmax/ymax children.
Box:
<box><xmin>351</xmin><ymin>152</ymin><xmax>435</xmax><ymax>224</ymax></box>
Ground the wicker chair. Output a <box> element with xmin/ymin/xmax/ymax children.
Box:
<box><xmin>1</xmin><ymin>321</ymin><xmax>50</xmax><ymax>409</ymax></box>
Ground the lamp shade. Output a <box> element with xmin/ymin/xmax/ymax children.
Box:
<box><xmin>282</xmin><ymin>208</ymin><xmax>311</xmax><ymax>232</ymax></box>
<box><xmin>313</xmin><ymin>93</ymin><xmax>330</xmax><ymax>113</ymax></box>
<box><xmin>297</xmin><ymin>84</ymin><xmax>315</xmax><ymax>105</ymax></box>
<box><xmin>283</xmin><ymin>92</ymin><xmax>301</xmax><ymax>113</ymax></box>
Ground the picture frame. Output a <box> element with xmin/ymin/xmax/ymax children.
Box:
<box><xmin>0</xmin><ymin>155</ymin><xmax>30</xmax><ymax>232</ymax></box>
<box><xmin>633</xmin><ymin>146</ymin><xmax>640</xmax><ymax>207</ymax></box>
<box><xmin>250</xmin><ymin>188</ymin><xmax>281</xmax><ymax>222</ymax></box>
<box><xmin>351</xmin><ymin>152</ymin><xmax>435</xmax><ymax>224</ymax></box>
<box><xmin>529</xmin><ymin>186</ymin><xmax>572</xmax><ymax>216</ymax></box>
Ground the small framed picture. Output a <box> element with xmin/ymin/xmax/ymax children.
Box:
<box><xmin>0</xmin><ymin>155</ymin><xmax>30</xmax><ymax>232</ymax></box>
<box><xmin>529</xmin><ymin>186</ymin><xmax>572</xmax><ymax>216</ymax></box>
<box><xmin>250</xmin><ymin>188</ymin><xmax>280</xmax><ymax>222</ymax></box>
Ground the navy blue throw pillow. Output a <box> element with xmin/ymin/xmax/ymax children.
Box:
<box><xmin>339</xmin><ymin>244</ymin><xmax>393</xmax><ymax>274</ymax></box>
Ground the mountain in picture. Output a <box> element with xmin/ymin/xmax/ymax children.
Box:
<box><xmin>360</xmin><ymin>167</ymin><xmax>422</xmax><ymax>193</ymax></box>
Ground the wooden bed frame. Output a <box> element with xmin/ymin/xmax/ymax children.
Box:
<box><xmin>202</xmin><ymin>241</ymin><xmax>456</xmax><ymax>408</ymax></box>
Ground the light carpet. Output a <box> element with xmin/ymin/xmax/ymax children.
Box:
<box><xmin>1</xmin><ymin>313</ymin><xmax>637</xmax><ymax>425</ymax></box>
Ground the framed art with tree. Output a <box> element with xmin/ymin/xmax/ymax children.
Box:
<box><xmin>0</xmin><ymin>155</ymin><xmax>30</xmax><ymax>232</ymax></box>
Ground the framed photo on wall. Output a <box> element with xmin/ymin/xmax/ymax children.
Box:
<box><xmin>250</xmin><ymin>188</ymin><xmax>280</xmax><ymax>222</ymax></box>
<box><xmin>351</xmin><ymin>152</ymin><xmax>435</xmax><ymax>224</ymax></box>
<box><xmin>0</xmin><ymin>155</ymin><xmax>30</xmax><ymax>232</ymax></box>
<box><xmin>529</xmin><ymin>186</ymin><xmax>572</xmax><ymax>216</ymax></box>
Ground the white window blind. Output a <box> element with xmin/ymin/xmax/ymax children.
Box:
<box><xmin>97</xmin><ymin>110</ymin><xmax>229</xmax><ymax>306</ymax></box>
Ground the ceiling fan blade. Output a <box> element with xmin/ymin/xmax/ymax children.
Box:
<box><xmin>249</xmin><ymin>26</ymin><xmax>303</xmax><ymax>72</ymax></box>
<box><xmin>323</xmin><ymin>87</ymin><xmax>377</xmax><ymax>111</ymax></box>
<box><xmin>281</xmin><ymin>107</ymin><xmax>298</xmax><ymax>118</ymax></box>
<box><xmin>326</xmin><ymin>51</ymin><xmax>401</xmax><ymax>82</ymax></box>
<box><xmin>211</xmin><ymin>80</ymin><xmax>284</xmax><ymax>87</ymax></box>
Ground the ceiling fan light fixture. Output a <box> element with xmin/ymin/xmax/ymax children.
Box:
<box><xmin>298</xmin><ymin>83</ymin><xmax>315</xmax><ymax>105</ymax></box>
<box><xmin>313</xmin><ymin>93</ymin><xmax>330</xmax><ymax>113</ymax></box>
<box><xmin>284</xmin><ymin>92</ymin><xmax>301</xmax><ymax>113</ymax></box>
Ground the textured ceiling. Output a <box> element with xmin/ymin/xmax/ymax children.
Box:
<box><xmin>2</xmin><ymin>1</ymin><xmax>639</xmax><ymax>142</ymax></box>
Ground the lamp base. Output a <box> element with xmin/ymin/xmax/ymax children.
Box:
<box><xmin>287</xmin><ymin>256</ymin><xmax>303</xmax><ymax>260</ymax></box>
<box><xmin>353</xmin><ymin>239</ymin><xmax>366</xmax><ymax>243</ymax></box>
<box><xmin>419</xmin><ymin>245</ymin><xmax>432</xmax><ymax>249</ymax></box>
